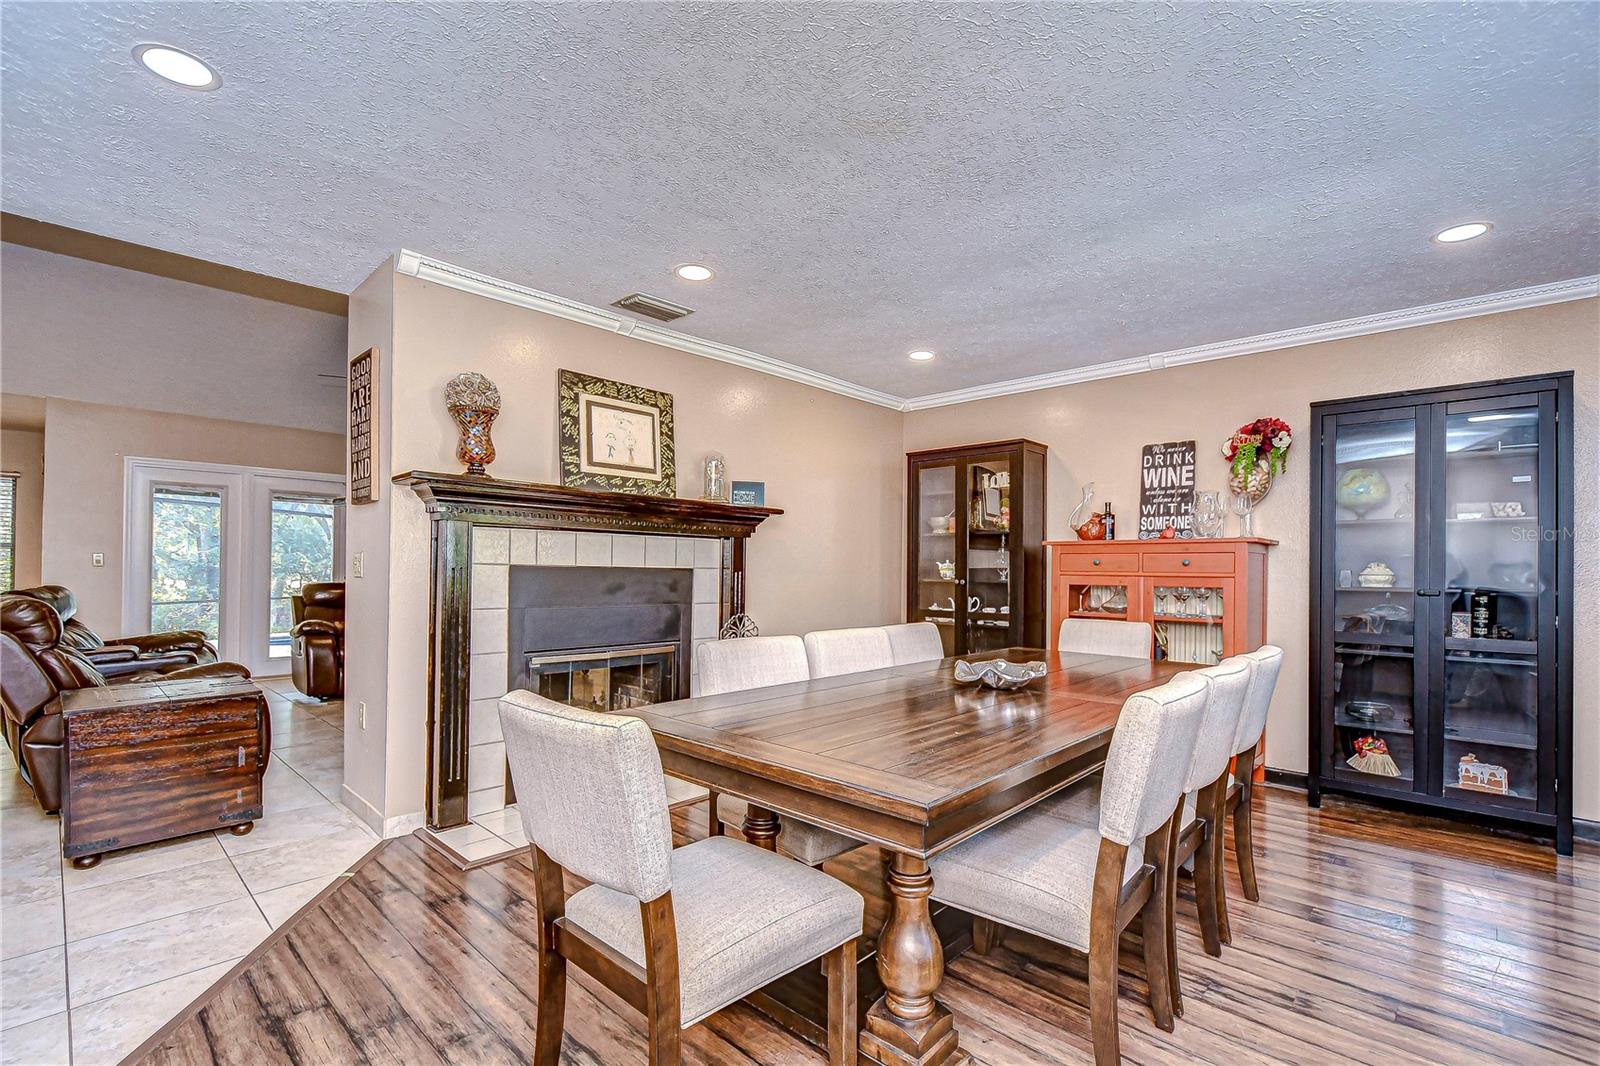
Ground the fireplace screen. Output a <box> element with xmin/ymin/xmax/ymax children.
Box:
<box><xmin>525</xmin><ymin>643</ymin><xmax>678</xmax><ymax>713</ymax></box>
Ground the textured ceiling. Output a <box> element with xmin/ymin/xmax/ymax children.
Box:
<box><xmin>4</xmin><ymin>2</ymin><xmax>1596</xmax><ymax>398</ymax></box>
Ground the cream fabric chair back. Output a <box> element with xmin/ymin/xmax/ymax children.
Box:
<box><xmin>1230</xmin><ymin>645</ymin><xmax>1284</xmax><ymax>755</ymax></box>
<box><xmin>883</xmin><ymin>622</ymin><xmax>945</xmax><ymax>665</ymax></box>
<box><xmin>1058</xmin><ymin>618</ymin><xmax>1153</xmax><ymax>658</ymax></box>
<box><xmin>695</xmin><ymin>635</ymin><xmax>809</xmax><ymax>696</ymax></box>
<box><xmin>1182</xmin><ymin>658</ymin><xmax>1253</xmax><ymax>794</ymax></box>
<box><xmin>1096</xmin><ymin>672</ymin><xmax>1209</xmax><ymax>845</ymax></box>
<box><xmin>803</xmin><ymin>627</ymin><xmax>894</xmax><ymax>678</ymax></box>
<box><xmin>499</xmin><ymin>690</ymin><xmax>673</xmax><ymax>902</ymax></box>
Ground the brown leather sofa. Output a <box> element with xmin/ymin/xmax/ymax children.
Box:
<box><xmin>290</xmin><ymin>582</ymin><xmax>344</xmax><ymax>700</ymax></box>
<box><xmin>0</xmin><ymin>595</ymin><xmax>260</xmax><ymax>813</ymax></box>
<box><xmin>12</xmin><ymin>585</ymin><xmax>218</xmax><ymax>679</ymax></box>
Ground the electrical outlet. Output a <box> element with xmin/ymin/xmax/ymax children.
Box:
<box><xmin>91</xmin><ymin>552</ymin><xmax>105</xmax><ymax>567</ymax></box>
<box><xmin>351</xmin><ymin>551</ymin><xmax>364</xmax><ymax>578</ymax></box>
<box><xmin>358</xmin><ymin>701</ymin><xmax>367</xmax><ymax>729</ymax></box>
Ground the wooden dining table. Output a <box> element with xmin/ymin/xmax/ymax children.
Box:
<box><xmin>637</xmin><ymin>647</ymin><xmax>1195</xmax><ymax>1066</ymax></box>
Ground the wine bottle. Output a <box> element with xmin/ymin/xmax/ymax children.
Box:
<box><xmin>1103</xmin><ymin>501</ymin><xmax>1116</xmax><ymax>540</ymax></box>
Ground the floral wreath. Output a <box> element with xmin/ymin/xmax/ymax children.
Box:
<box><xmin>1222</xmin><ymin>417</ymin><xmax>1292</xmax><ymax>491</ymax></box>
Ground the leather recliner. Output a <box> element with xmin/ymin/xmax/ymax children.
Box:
<box><xmin>0</xmin><ymin>595</ymin><xmax>260</xmax><ymax>813</ymax></box>
<box><xmin>12</xmin><ymin>585</ymin><xmax>218</xmax><ymax>678</ymax></box>
<box><xmin>290</xmin><ymin>582</ymin><xmax>344</xmax><ymax>700</ymax></box>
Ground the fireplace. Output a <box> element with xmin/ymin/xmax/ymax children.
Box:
<box><xmin>524</xmin><ymin>644</ymin><xmax>679</xmax><ymax>712</ymax></box>
<box><xmin>508</xmin><ymin>564</ymin><xmax>694</xmax><ymax>704</ymax></box>
<box><xmin>398</xmin><ymin>470</ymin><xmax>781</xmax><ymax>830</ymax></box>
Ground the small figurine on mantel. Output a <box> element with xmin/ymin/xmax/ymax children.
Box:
<box><xmin>702</xmin><ymin>452</ymin><xmax>728</xmax><ymax>503</ymax></box>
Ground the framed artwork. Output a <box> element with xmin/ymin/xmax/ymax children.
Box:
<box><xmin>558</xmin><ymin>369</ymin><xmax>676</xmax><ymax>497</ymax></box>
<box><xmin>348</xmin><ymin>347</ymin><xmax>377</xmax><ymax>504</ymax></box>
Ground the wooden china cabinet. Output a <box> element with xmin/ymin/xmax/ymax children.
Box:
<box><xmin>1309</xmin><ymin>373</ymin><xmax>1574</xmax><ymax>853</ymax></box>
<box><xmin>906</xmin><ymin>439</ymin><xmax>1047</xmax><ymax>655</ymax></box>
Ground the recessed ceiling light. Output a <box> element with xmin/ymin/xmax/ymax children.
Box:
<box><xmin>674</xmin><ymin>264</ymin><xmax>714</xmax><ymax>282</ymax></box>
<box><xmin>133</xmin><ymin>44</ymin><xmax>221</xmax><ymax>90</ymax></box>
<box><xmin>908</xmin><ymin>350</ymin><xmax>936</xmax><ymax>361</ymax></box>
<box><xmin>1433</xmin><ymin>222</ymin><xmax>1492</xmax><ymax>244</ymax></box>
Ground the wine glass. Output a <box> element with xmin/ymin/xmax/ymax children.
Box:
<box><xmin>1232</xmin><ymin>492</ymin><xmax>1255</xmax><ymax>537</ymax></box>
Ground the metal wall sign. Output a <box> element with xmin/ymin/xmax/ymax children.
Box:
<box><xmin>1138</xmin><ymin>439</ymin><xmax>1196</xmax><ymax>538</ymax></box>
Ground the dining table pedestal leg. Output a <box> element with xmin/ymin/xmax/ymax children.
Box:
<box><xmin>742</xmin><ymin>804</ymin><xmax>780</xmax><ymax>852</ymax></box>
<box><xmin>861</xmin><ymin>853</ymin><xmax>968</xmax><ymax>1066</ymax></box>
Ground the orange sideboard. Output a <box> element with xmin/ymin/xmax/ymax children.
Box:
<box><xmin>1045</xmin><ymin>537</ymin><xmax>1275</xmax><ymax>665</ymax></box>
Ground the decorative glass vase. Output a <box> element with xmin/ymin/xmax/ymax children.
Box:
<box><xmin>1194</xmin><ymin>490</ymin><xmax>1226</xmax><ymax>538</ymax></box>
<box><xmin>444</xmin><ymin>372</ymin><xmax>501</xmax><ymax>477</ymax></box>
<box><xmin>702</xmin><ymin>452</ymin><xmax>728</xmax><ymax>502</ymax></box>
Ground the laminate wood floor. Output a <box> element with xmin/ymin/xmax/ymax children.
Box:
<box><xmin>130</xmin><ymin>787</ymin><xmax>1599</xmax><ymax>1065</ymax></box>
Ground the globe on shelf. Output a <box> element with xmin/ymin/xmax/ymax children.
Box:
<box><xmin>1336</xmin><ymin>467</ymin><xmax>1391</xmax><ymax>517</ymax></box>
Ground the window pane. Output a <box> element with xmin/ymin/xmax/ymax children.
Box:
<box><xmin>0</xmin><ymin>474</ymin><xmax>16</xmax><ymax>593</ymax></box>
<box><xmin>269</xmin><ymin>496</ymin><xmax>337</xmax><ymax>657</ymax></box>
<box><xmin>151</xmin><ymin>488</ymin><xmax>222</xmax><ymax>639</ymax></box>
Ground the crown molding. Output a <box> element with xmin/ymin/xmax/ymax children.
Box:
<box><xmin>903</xmin><ymin>275</ymin><xmax>1599</xmax><ymax>411</ymax></box>
<box><xmin>394</xmin><ymin>252</ymin><xmax>1595</xmax><ymax>414</ymax></box>
<box><xmin>394</xmin><ymin>250</ymin><xmax>907</xmax><ymax>410</ymax></box>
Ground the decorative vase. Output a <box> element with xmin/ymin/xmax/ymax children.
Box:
<box><xmin>1336</xmin><ymin>468</ymin><xmax>1391</xmax><ymax>517</ymax></box>
<box><xmin>1228</xmin><ymin>459</ymin><xmax>1274</xmax><ymax>504</ymax></box>
<box><xmin>702</xmin><ymin>452</ymin><xmax>728</xmax><ymax>502</ymax></box>
<box><xmin>445</xmin><ymin>372</ymin><xmax>502</xmax><ymax>477</ymax></box>
<box><xmin>1194</xmin><ymin>490</ymin><xmax>1226</xmax><ymax>538</ymax></box>
<box><xmin>1069</xmin><ymin>482</ymin><xmax>1109</xmax><ymax>540</ymax></box>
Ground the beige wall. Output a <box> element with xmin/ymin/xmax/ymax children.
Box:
<box><xmin>2</xmin><ymin>427</ymin><xmax>46</xmax><ymax>589</ymax></box>
<box><xmin>903</xmin><ymin>298</ymin><xmax>1600</xmax><ymax>820</ymax></box>
<box><xmin>38</xmin><ymin>398</ymin><xmax>344</xmax><ymax>635</ymax></box>
<box><xmin>1</xmin><ymin>243</ymin><xmax>346</xmax><ymax>433</ymax></box>
<box><xmin>343</xmin><ymin>271</ymin><xmax>905</xmax><ymax>825</ymax></box>
<box><xmin>340</xmin><ymin>263</ymin><xmax>398</xmax><ymax>829</ymax></box>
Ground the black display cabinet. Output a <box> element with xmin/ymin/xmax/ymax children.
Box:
<box><xmin>1309</xmin><ymin>373</ymin><xmax>1574</xmax><ymax>852</ymax></box>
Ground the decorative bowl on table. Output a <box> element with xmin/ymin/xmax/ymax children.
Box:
<box><xmin>953</xmin><ymin>659</ymin><xmax>1047</xmax><ymax>690</ymax></box>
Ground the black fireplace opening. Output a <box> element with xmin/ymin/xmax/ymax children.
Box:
<box><xmin>507</xmin><ymin>566</ymin><xmax>694</xmax><ymax>703</ymax></box>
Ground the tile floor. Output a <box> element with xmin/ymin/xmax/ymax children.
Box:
<box><xmin>0</xmin><ymin>678</ymin><xmax>376</xmax><ymax>1065</ymax></box>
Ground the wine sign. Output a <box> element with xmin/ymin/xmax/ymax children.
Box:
<box><xmin>1138</xmin><ymin>439</ymin><xmax>1196</xmax><ymax>539</ymax></box>
<box><xmin>349</xmin><ymin>347</ymin><xmax>377</xmax><ymax>504</ymax></box>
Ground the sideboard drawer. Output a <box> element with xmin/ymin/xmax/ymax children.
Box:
<box><xmin>1058</xmin><ymin>551</ymin><xmax>1140</xmax><ymax>574</ymax></box>
<box><xmin>1141</xmin><ymin>551</ymin><xmax>1232</xmax><ymax>574</ymax></box>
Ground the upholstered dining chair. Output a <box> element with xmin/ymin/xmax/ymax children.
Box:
<box><xmin>1058</xmin><ymin>618</ymin><xmax>1154</xmax><ymax>659</ymax></box>
<box><xmin>882</xmin><ymin>622</ymin><xmax>945</xmax><ymax>665</ymax></box>
<box><xmin>499</xmin><ymin>690</ymin><xmax>865</xmax><ymax>1066</ymax></box>
<box><xmin>803</xmin><ymin>627</ymin><xmax>895</xmax><ymax>678</ymax></box>
<box><xmin>694</xmin><ymin>637</ymin><xmax>861</xmax><ymax>867</ymax></box>
<box><xmin>928</xmin><ymin>671</ymin><xmax>1210</xmax><ymax>1066</ymax></box>
<box><xmin>1223</xmin><ymin>645</ymin><xmax>1284</xmax><ymax>914</ymax></box>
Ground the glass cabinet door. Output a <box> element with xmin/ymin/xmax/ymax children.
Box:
<box><xmin>1435</xmin><ymin>396</ymin><xmax>1550</xmax><ymax>811</ymax></box>
<box><xmin>1150</xmin><ymin>579</ymin><xmax>1227</xmax><ymax>665</ymax></box>
<box><xmin>911</xmin><ymin>461</ymin><xmax>959</xmax><ymax>655</ymax></box>
<box><xmin>1325</xmin><ymin>411</ymin><xmax>1425</xmax><ymax>793</ymax></box>
<box><xmin>963</xmin><ymin>455</ymin><xmax>1014</xmax><ymax>655</ymax></box>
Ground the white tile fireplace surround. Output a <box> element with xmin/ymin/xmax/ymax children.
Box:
<box><xmin>464</xmin><ymin>526</ymin><xmax>722</xmax><ymax>821</ymax></box>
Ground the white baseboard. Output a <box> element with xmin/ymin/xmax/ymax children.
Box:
<box><xmin>340</xmin><ymin>783</ymin><xmax>427</xmax><ymax>838</ymax></box>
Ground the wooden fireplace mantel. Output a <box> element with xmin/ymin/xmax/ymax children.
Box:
<box><xmin>396</xmin><ymin>470</ymin><xmax>783</xmax><ymax>830</ymax></box>
<box><xmin>395</xmin><ymin>470</ymin><xmax>783</xmax><ymax>537</ymax></box>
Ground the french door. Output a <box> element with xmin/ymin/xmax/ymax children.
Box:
<box><xmin>125</xmin><ymin>459</ymin><xmax>345</xmax><ymax>675</ymax></box>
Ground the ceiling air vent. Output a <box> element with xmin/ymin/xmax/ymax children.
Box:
<box><xmin>612</xmin><ymin>292</ymin><xmax>694</xmax><ymax>323</ymax></box>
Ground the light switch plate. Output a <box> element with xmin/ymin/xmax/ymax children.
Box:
<box><xmin>91</xmin><ymin>552</ymin><xmax>105</xmax><ymax>567</ymax></box>
<box><xmin>351</xmin><ymin>551</ymin><xmax>364</xmax><ymax>578</ymax></box>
